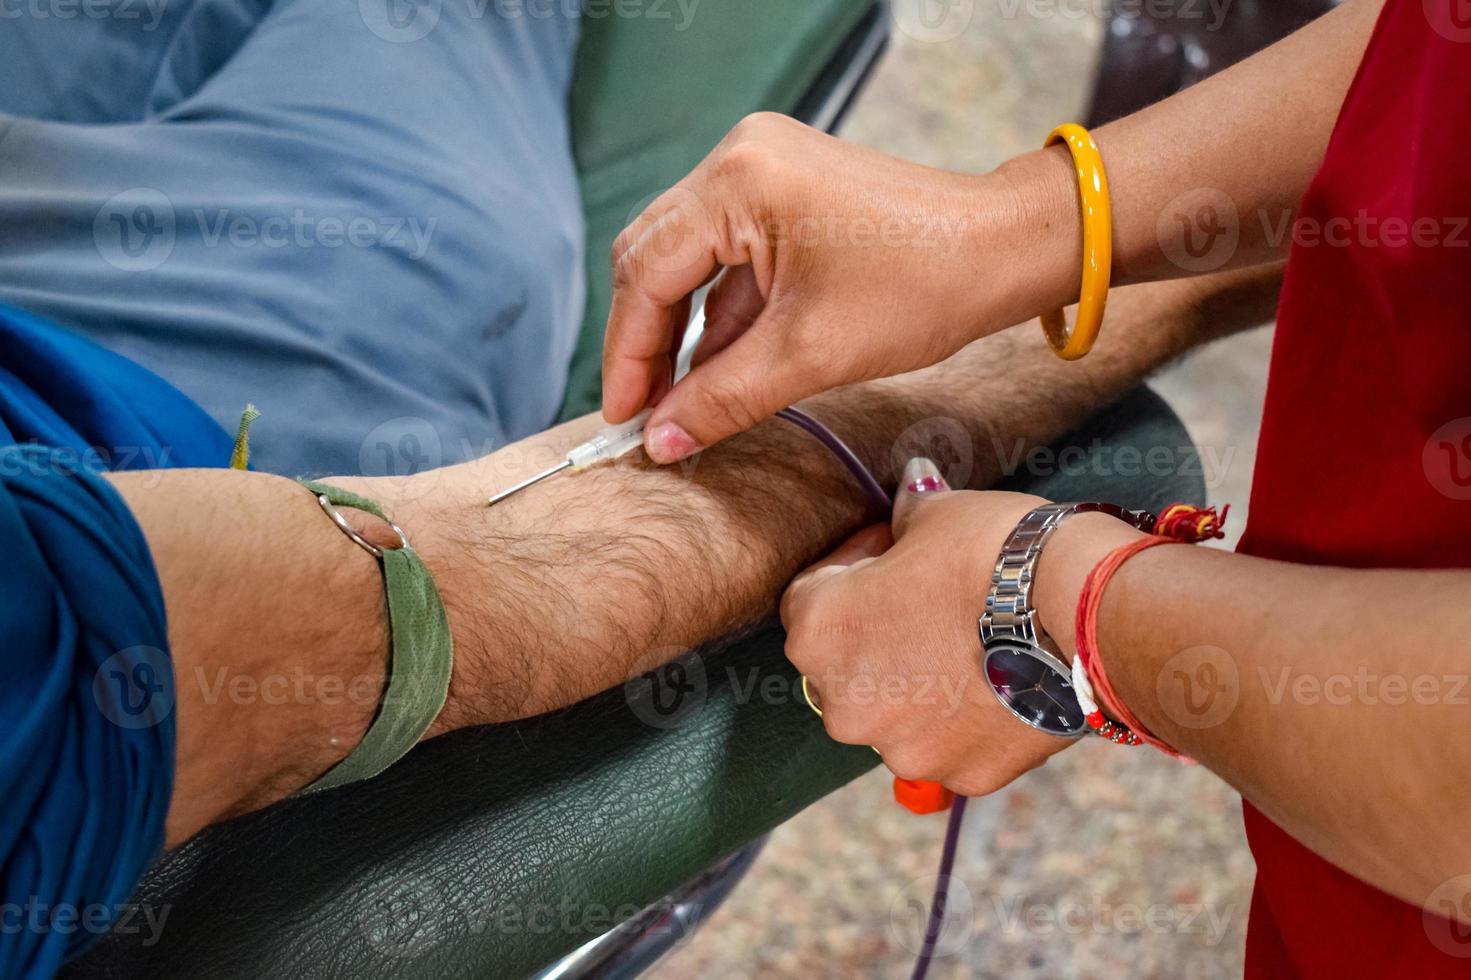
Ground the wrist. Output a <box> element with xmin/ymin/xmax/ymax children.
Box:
<box><xmin>972</xmin><ymin>147</ymin><xmax>1087</xmax><ymax>335</ymax></box>
<box><xmin>1033</xmin><ymin>512</ymin><xmax>1148</xmax><ymax>665</ymax></box>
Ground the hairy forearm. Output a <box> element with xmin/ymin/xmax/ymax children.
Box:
<box><xmin>115</xmin><ymin>266</ymin><xmax>1270</xmax><ymax>843</ymax></box>
<box><xmin>388</xmin><ymin>267</ymin><xmax>1267</xmax><ymax>731</ymax></box>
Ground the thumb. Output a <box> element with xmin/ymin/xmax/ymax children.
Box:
<box><xmin>890</xmin><ymin>457</ymin><xmax>952</xmax><ymax>540</ymax></box>
<box><xmin>643</xmin><ymin>314</ymin><xmax>816</xmax><ymax>464</ymax></box>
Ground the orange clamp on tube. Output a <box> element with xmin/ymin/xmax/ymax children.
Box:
<box><xmin>894</xmin><ymin>777</ymin><xmax>955</xmax><ymax>815</ymax></box>
<box><xmin>1040</xmin><ymin>123</ymin><xmax>1112</xmax><ymax>361</ymax></box>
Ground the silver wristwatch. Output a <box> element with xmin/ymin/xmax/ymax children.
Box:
<box><xmin>979</xmin><ymin>501</ymin><xmax>1155</xmax><ymax>738</ymax></box>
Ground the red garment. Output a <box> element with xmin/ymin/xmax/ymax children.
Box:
<box><xmin>1237</xmin><ymin>0</ymin><xmax>1471</xmax><ymax>974</ymax></box>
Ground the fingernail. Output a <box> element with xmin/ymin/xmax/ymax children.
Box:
<box><xmin>646</xmin><ymin>422</ymin><xmax>700</xmax><ymax>464</ymax></box>
<box><xmin>902</xmin><ymin>457</ymin><xmax>949</xmax><ymax>494</ymax></box>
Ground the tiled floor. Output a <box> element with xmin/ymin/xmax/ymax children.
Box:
<box><xmin>652</xmin><ymin>7</ymin><xmax>1271</xmax><ymax>978</ymax></box>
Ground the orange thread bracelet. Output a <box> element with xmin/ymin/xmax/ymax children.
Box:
<box><xmin>1073</xmin><ymin>504</ymin><xmax>1228</xmax><ymax>759</ymax></box>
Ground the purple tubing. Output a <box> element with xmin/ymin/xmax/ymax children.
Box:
<box><xmin>773</xmin><ymin>405</ymin><xmax>966</xmax><ymax>980</ymax></box>
<box><xmin>774</xmin><ymin>407</ymin><xmax>891</xmax><ymax>514</ymax></box>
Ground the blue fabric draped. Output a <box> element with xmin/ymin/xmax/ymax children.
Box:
<box><xmin>0</xmin><ymin>303</ymin><xmax>231</xmax><ymax>977</ymax></box>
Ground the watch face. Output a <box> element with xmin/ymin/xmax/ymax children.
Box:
<box><xmin>982</xmin><ymin>640</ymin><xmax>1087</xmax><ymax>737</ymax></box>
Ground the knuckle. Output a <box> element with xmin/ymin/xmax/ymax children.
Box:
<box><xmin>711</xmin><ymin>139</ymin><xmax>774</xmax><ymax>187</ymax></box>
<box><xmin>611</xmin><ymin>227</ymin><xmax>636</xmax><ymax>269</ymax></box>
<box><xmin>880</xmin><ymin>746</ymin><xmax>934</xmax><ymax>782</ymax></box>
<box><xmin>821</xmin><ymin>708</ymin><xmax>870</xmax><ymax>746</ymax></box>
<box><xmin>610</xmin><ymin>236</ymin><xmax>642</xmax><ymax>290</ymax></box>
<box><xmin>781</xmin><ymin>622</ymin><xmax>822</xmax><ymax>674</ymax></box>
<box><xmin>946</xmin><ymin>766</ymin><xmax>1011</xmax><ymax>799</ymax></box>
<box><xmin>731</xmin><ymin>111</ymin><xmax>789</xmax><ymax>141</ymax></box>
<box><xmin>691</xmin><ymin>372</ymin><xmax>766</xmax><ymax>435</ymax></box>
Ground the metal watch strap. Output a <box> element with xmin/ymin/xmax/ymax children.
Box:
<box><xmin>980</xmin><ymin>502</ymin><xmax>1156</xmax><ymax>645</ymax></box>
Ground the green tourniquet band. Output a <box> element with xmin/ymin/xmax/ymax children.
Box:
<box><xmin>298</xmin><ymin>481</ymin><xmax>454</xmax><ymax>794</ymax></box>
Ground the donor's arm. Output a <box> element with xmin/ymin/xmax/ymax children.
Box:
<box><xmin>108</xmin><ymin>265</ymin><xmax>1280</xmax><ymax>847</ymax></box>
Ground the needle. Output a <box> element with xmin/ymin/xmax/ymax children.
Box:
<box><xmin>487</xmin><ymin>460</ymin><xmax>572</xmax><ymax>506</ymax></box>
<box><xmin>486</xmin><ymin>409</ymin><xmax>651</xmax><ymax>506</ymax></box>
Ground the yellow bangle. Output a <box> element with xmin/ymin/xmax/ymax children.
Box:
<box><xmin>1040</xmin><ymin>123</ymin><xmax>1113</xmax><ymax>361</ymax></box>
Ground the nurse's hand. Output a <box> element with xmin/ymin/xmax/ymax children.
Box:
<box><xmin>780</xmin><ymin>459</ymin><xmax>1137</xmax><ymax>794</ymax></box>
<box><xmin>601</xmin><ymin>113</ymin><xmax>1077</xmax><ymax>463</ymax></box>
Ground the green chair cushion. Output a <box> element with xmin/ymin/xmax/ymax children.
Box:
<box><xmin>560</xmin><ymin>0</ymin><xmax>876</xmax><ymax>419</ymax></box>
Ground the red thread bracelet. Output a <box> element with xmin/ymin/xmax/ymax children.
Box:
<box><xmin>1073</xmin><ymin>504</ymin><xmax>1227</xmax><ymax>759</ymax></box>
